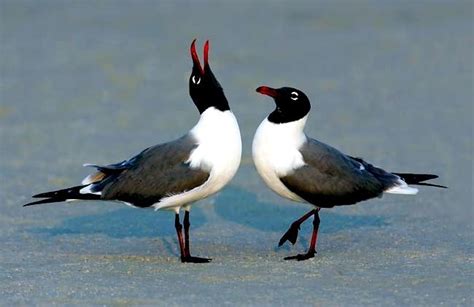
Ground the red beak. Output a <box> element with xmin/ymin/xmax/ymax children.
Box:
<box><xmin>256</xmin><ymin>86</ymin><xmax>279</xmax><ymax>98</ymax></box>
<box><xmin>190</xmin><ymin>39</ymin><xmax>209</xmax><ymax>75</ymax></box>
<box><xmin>204</xmin><ymin>40</ymin><xmax>209</xmax><ymax>68</ymax></box>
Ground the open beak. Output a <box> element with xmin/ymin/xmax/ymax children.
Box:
<box><xmin>256</xmin><ymin>86</ymin><xmax>279</xmax><ymax>98</ymax></box>
<box><xmin>190</xmin><ymin>39</ymin><xmax>209</xmax><ymax>75</ymax></box>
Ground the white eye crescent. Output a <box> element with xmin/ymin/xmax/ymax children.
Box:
<box><xmin>290</xmin><ymin>91</ymin><xmax>299</xmax><ymax>101</ymax></box>
<box><xmin>192</xmin><ymin>75</ymin><xmax>201</xmax><ymax>85</ymax></box>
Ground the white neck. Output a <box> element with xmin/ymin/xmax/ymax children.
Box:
<box><xmin>191</xmin><ymin>107</ymin><xmax>231</xmax><ymax>134</ymax></box>
<box><xmin>188</xmin><ymin>106</ymin><xmax>242</xmax><ymax>170</ymax></box>
<box><xmin>254</xmin><ymin>115</ymin><xmax>308</xmax><ymax>151</ymax></box>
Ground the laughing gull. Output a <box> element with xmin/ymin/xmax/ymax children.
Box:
<box><xmin>252</xmin><ymin>86</ymin><xmax>446</xmax><ymax>261</ymax></box>
<box><xmin>24</xmin><ymin>40</ymin><xmax>242</xmax><ymax>263</ymax></box>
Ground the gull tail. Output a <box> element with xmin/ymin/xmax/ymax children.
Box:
<box><xmin>392</xmin><ymin>173</ymin><xmax>447</xmax><ymax>189</ymax></box>
<box><xmin>24</xmin><ymin>185</ymin><xmax>101</xmax><ymax>207</ymax></box>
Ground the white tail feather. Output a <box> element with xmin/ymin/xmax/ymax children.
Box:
<box><xmin>79</xmin><ymin>184</ymin><xmax>102</xmax><ymax>195</ymax></box>
<box><xmin>82</xmin><ymin>163</ymin><xmax>100</xmax><ymax>184</ymax></box>
<box><xmin>81</xmin><ymin>174</ymin><xmax>95</xmax><ymax>185</ymax></box>
<box><xmin>385</xmin><ymin>179</ymin><xmax>418</xmax><ymax>195</ymax></box>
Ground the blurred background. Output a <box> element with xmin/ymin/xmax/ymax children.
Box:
<box><xmin>1</xmin><ymin>0</ymin><xmax>472</xmax><ymax>305</ymax></box>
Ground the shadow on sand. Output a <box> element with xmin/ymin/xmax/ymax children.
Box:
<box><xmin>214</xmin><ymin>186</ymin><xmax>389</xmax><ymax>234</ymax></box>
<box><xmin>29</xmin><ymin>206</ymin><xmax>207</xmax><ymax>238</ymax></box>
<box><xmin>28</xmin><ymin>186</ymin><xmax>387</xmax><ymax>241</ymax></box>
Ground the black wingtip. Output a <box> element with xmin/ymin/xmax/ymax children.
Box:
<box><xmin>392</xmin><ymin>173</ymin><xmax>445</xmax><ymax>188</ymax></box>
<box><xmin>414</xmin><ymin>182</ymin><xmax>448</xmax><ymax>189</ymax></box>
<box><xmin>25</xmin><ymin>184</ymin><xmax>101</xmax><ymax>207</ymax></box>
<box><xmin>32</xmin><ymin>190</ymin><xmax>62</xmax><ymax>198</ymax></box>
<box><xmin>23</xmin><ymin>202</ymin><xmax>38</xmax><ymax>207</ymax></box>
<box><xmin>23</xmin><ymin>198</ymin><xmax>65</xmax><ymax>207</ymax></box>
<box><xmin>393</xmin><ymin>173</ymin><xmax>438</xmax><ymax>182</ymax></box>
<box><xmin>32</xmin><ymin>193</ymin><xmax>49</xmax><ymax>198</ymax></box>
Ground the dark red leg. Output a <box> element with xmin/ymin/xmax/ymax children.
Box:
<box><xmin>181</xmin><ymin>211</ymin><xmax>211</xmax><ymax>263</ymax></box>
<box><xmin>183</xmin><ymin>211</ymin><xmax>191</xmax><ymax>258</ymax></box>
<box><xmin>284</xmin><ymin>208</ymin><xmax>321</xmax><ymax>261</ymax></box>
<box><xmin>279</xmin><ymin>209</ymin><xmax>317</xmax><ymax>246</ymax></box>
<box><xmin>174</xmin><ymin>213</ymin><xmax>186</xmax><ymax>260</ymax></box>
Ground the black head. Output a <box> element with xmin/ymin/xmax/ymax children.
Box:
<box><xmin>256</xmin><ymin>86</ymin><xmax>311</xmax><ymax>123</ymax></box>
<box><xmin>189</xmin><ymin>39</ymin><xmax>230</xmax><ymax>114</ymax></box>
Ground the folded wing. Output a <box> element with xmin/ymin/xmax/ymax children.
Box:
<box><xmin>280</xmin><ymin>138</ymin><xmax>399</xmax><ymax>207</ymax></box>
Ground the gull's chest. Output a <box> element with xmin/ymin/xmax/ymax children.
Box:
<box><xmin>188</xmin><ymin>112</ymin><xmax>242</xmax><ymax>174</ymax></box>
<box><xmin>155</xmin><ymin>109</ymin><xmax>242</xmax><ymax>211</ymax></box>
<box><xmin>252</xmin><ymin>118</ymin><xmax>306</xmax><ymax>201</ymax></box>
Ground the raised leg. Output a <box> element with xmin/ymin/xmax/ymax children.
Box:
<box><xmin>181</xmin><ymin>210</ymin><xmax>211</xmax><ymax>263</ymax></box>
<box><xmin>284</xmin><ymin>208</ymin><xmax>321</xmax><ymax>261</ymax></box>
<box><xmin>279</xmin><ymin>209</ymin><xmax>317</xmax><ymax>246</ymax></box>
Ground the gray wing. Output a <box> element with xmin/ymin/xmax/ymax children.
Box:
<box><xmin>280</xmin><ymin>138</ymin><xmax>398</xmax><ymax>208</ymax></box>
<box><xmin>92</xmin><ymin>134</ymin><xmax>209</xmax><ymax>207</ymax></box>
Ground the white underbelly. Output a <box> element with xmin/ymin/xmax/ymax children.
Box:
<box><xmin>154</xmin><ymin>162</ymin><xmax>237</xmax><ymax>209</ymax></box>
<box><xmin>252</xmin><ymin>147</ymin><xmax>304</xmax><ymax>202</ymax></box>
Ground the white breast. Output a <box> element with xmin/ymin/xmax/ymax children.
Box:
<box><xmin>154</xmin><ymin>107</ymin><xmax>242</xmax><ymax>211</ymax></box>
<box><xmin>252</xmin><ymin>116</ymin><xmax>308</xmax><ymax>202</ymax></box>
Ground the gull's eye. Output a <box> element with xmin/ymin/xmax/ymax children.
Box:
<box><xmin>290</xmin><ymin>91</ymin><xmax>299</xmax><ymax>101</ymax></box>
<box><xmin>192</xmin><ymin>75</ymin><xmax>201</xmax><ymax>85</ymax></box>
